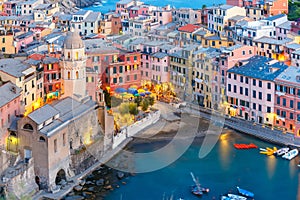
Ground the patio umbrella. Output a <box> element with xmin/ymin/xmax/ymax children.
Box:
<box><xmin>134</xmin><ymin>93</ymin><xmax>140</xmax><ymax>97</ymax></box>
<box><xmin>115</xmin><ymin>87</ymin><xmax>127</xmax><ymax>93</ymax></box>
<box><xmin>138</xmin><ymin>89</ymin><xmax>146</xmax><ymax>93</ymax></box>
<box><xmin>145</xmin><ymin>91</ymin><xmax>151</xmax><ymax>95</ymax></box>
<box><xmin>140</xmin><ymin>93</ymin><xmax>145</xmax><ymax>96</ymax></box>
<box><xmin>128</xmin><ymin>88</ymin><xmax>138</xmax><ymax>94</ymax></box>
<box><xmin>124</xmin><ymin>93</ymin><xmax>134</xmax><ymax>99</ymax></box>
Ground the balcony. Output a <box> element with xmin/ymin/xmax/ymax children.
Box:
<box><xmin>275</xmin><ymin>91</ymin><xmax>285</xmax><ymax>96</ymax></box>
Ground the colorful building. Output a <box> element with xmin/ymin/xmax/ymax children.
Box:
<box><xmin>275</xmin><ymin>66</ymin><xmax>300</xmax><ymax>135</ymax></box>
<box><xmin>226</xmin><ymin>56</ymin><xmax>288</xmax><ymax>124</ymax></box>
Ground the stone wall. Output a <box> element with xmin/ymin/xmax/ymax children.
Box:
<box><xmin>5</xmin><ymin>159</ymin><xmax>38</xmax><ymax>199</ymax></box>
<box><xmin>112</xmin><ymin>111</ymin><xmax>161</xmax><ymax>149</ymax></box>
<box><xmin>0</xmin><ymin>150</ymin><xmax>10</xmax><ymax>176</ymax></box>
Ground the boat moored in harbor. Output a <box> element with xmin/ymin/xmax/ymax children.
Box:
<box><xmin>275</xmin><ymin>147</ymin><xmax>289</xmax><ymax>156</ymax></box>
<box><xmin>190</xmin><ymin>172</ymin><xmax>209</xmax><ymax>197</ymax></box>
<box><xmin>227</xmin><ymin>193</ymin><xmax>247</xmax><ymax>200</ymax></box>
<box><xmin>282</xmin><ymin>149</ymin><xmax>299</xmax><ymax>160</ymax></box>
<box><xmin>236</xmin><ymin>186</ymin><xmax>254</xmax><ymax>198</ymax></box>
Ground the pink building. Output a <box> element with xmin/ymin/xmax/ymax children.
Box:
<box><xmin>116</xmin><ymin>0</ymin><xmax>142</xmax><ymax>14</ymax></box>
<box><xmin>227</xmin><ymin>0</ymin><xmax>257</xmax><ymax>7</ymax></box>
<box><xmin>3</xmin><ymin>1</ymin><xmax>17</xmax><ymax>16</ymax></box>
<box><xmin>226</xmin><ymin>56</ymin><xmax>288</xmax><ymax>125</ymax></box>
<box><xmin>275</xmin><ymin>66</ymin><xmax>300</xmax><ymax>136</ymax></box>
<box><xmin>141</xmin><ymin>52</ymin><xmax>169</xmax><ymax>83</ymax></box>
<box><xmin>129</xmin><ymin>6</ymin><xmax>149</xmax><ymax>18</ymax></box>
<box><xmin>217</xmin><ymin>45</ymin><xmax>256</xmax><ymax>102</ymax></box>
<box><xmin>15</xmin><ymin>31</ymin><xmax>34</xmax><ymax>53</ymax></box>
<box><xmin>86</xmin><ymin>67</ymin><xmax>99</xmax><ymax>102</ymax></box>
<box><xmin>153</xmin><ymin>9</ymin><xmax>172</xmax><ymax>25</ymax></box>
<box><xmin>0</xmin><ymin>82</ymin><xmax>22</xmax><ymax>148</ymax></box>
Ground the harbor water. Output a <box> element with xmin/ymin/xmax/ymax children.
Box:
<box><xmin>105</xmin><ymin>130</ymin><xmax>299</xmax><ymax>200</ymax></box>
<box><xmin>83</xmin><ymin>0</ymin><xmax>226</xmax><ymax>13</ymax></box>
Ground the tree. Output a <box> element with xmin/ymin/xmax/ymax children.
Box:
<box><xmin>119</xmin><ymin>102</ymin><xmax>129</xmax><ymax>115</ymax></box>
<box><xmin>111</xmin><ymin>96</ymin><xmax>122</xmax><ymax>107</ymax></box>
<box><xmin>104</xmin><ymin>89</ymin><xmax>111</xmax><ymax>108</ymax></box>
<box><xmin>129</xmin><ymin>102</ymin><xmax>139</xmax><ymax>115</ymax></box>
<box><xmin>147</xmin><ymin>96</ymin><xmax>155</xmax><ymax>106</ymax></box>
<box><xmin>134</xmin><ymin>96</ymin><xmax>142</xmax><ymax>106</ymax></box>
<box><xmin>141</xmin><ymin>98</ymin><xmax>149</xmax><ymax>111</ymax></box>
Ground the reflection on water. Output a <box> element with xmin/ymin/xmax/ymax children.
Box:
<box><xmin>219</xmin><ymin>133</ymin><xmax>231</xmax><ymax>170</ymax></box>
<box><xmin>266</xmin><ymin>155</ymin><xmax>276</xmax><ymax>178</ymax></box>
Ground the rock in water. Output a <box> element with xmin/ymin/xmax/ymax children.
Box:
<box><xmin>117</xmin><ymin>172</ymin><xmax>125</xmax><ymax>179</ymax></box>
<box><xmin>96</xmin><ymin>179</ymin><xmax>104</xmax><ymax>186</ymax></box>
<box><xmin>65</xmin><ymin>195</ymin><xmax>84</xmax><ymax>200</ymax></box>
<box><xmin>73</xmin><ymin>185</ymin><xmax>83</xmax><ymax>191</ymax></box>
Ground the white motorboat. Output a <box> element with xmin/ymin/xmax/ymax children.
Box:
<box><xmin>227</xmin><ymin>194</ymin><xmax>247</xmax><ymax>200</ymax></box>
<box><xmin>282</xmin><ymin>149</ymin><xmax>299</xmax><ymax>160</ymax></box>
<box><xmin>275</xmin><ymin>147</ymin><xmax>289</xmax><ymax>156</ymax></box>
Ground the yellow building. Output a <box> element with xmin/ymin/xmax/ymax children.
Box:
<box><xmin>202</xmin><ymin>34</ymin><xmax>234</xmax><ymax>48</ymax></box>
<box><xmin>0</xmin><ymin>59</ymin><xmax>38</xmax><ymax>115</ymax></box>
<box><xmin>192</xmin><ymin>47</ymin><xmax>221</xmax><ymax>108</ymax></box>
<box><xmin>0</xmin><ymin>29</ymin><xmax>15</xmax><ymax>54</ymax></box>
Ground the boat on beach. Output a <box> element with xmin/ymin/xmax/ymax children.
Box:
<box><xmin>237</xmin><ymin>186</ymin><xmax>254</xmax><ymax>198</ymax></box>
<box><xmin>282</xmin><ymin>149</ymin><xmax>299</xmax><ymax>160</ymax></box>
<box><xmin>275</xmin><ymin>147</ymin><xmax>289</xmax><ymax>156</ymax></box>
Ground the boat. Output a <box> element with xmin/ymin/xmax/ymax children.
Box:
<box><xmin>282</xmin><ymin>149</ymin><xmax>299</xmax><ymax>160</ymax></box>
<box><xmin>260</xmin><ymin>146</ymin><xmax>277</xmax><ymax>156</ymax></box>
<box><xmin>275</xmin><ymin>147</ymin><xmax>289</xmax><ymax>156</ymax></box>
<box><xmin>227</xmin><ymin>194</ymin><xmax>247</xmax><ymax>200</ymax></box>
<box><xmin>233</xmin><ymin>143</ymin><xmax>258</xmax><ymax>149</ymax></box>
<box><xmin>220</xmin><ymin>195</ymin><xmax>232</xmax><ymax>200</ymax></box>
<box><xmin>190</xmin><ymin>172</ymin><xmax>209</xmax><ymax>197</ymax></box>
<box><xmin>237</xmin><ymin>186</ymin><xmax>254</xmax><ymax>198</ymax></box>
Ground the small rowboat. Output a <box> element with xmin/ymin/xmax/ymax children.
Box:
<box><xmin>237</xmin><ymin>186</ymin><xmax>254</xmax><ymax>198</ymax></box>
<box><xmin>234</xmin><ymin>143</ymin><xmax>258</xmax><ymax>149</ymax></box>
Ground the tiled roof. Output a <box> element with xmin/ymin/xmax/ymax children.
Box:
<box><xmin>227</xmin><ymin>56</ymin><xmax>288</xmax><ymax>81</ymax></box>
<box><xmin>152</xmin><ymin>52</ymin><xmax>168</xmax><ymax>59</ymax></box>
<box><xmin>275</xmin><ymin>66</ymin><xmax>300</xmax><ymax>84</ymax></box>
<box><xmin>28</xmin><ymin>104</ymin><xmax>60</xmax><ymax>125</ymax></box>
<box><xmin>0</xmin><ymin>59</ymin><xmax>31</xmax><ymax>78</ymax></box>
<box><xmin>178</xmin><ymin>24</ymin><xmax>200</xmax><ymax>33</ymax></box>
<box><xmin>0</xmin><ymin>82</ymin><xmax>22</xmax><ymax>108</ymax></box>
<box><xmin>253</xmin><ymin>36</ymin><xmax>293</xmax><ymax>45</ymax></box>
<box><xmin>264</xmin><ymin>14</ymin><xmax>286</xmax><ymax>21</ymax></box>
<box><xmin>285</xmin><ymin>43</ymin><xmax>300</xmax><ymax>50</ymax></box>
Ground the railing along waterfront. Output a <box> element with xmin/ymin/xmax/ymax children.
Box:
<box><xmin>185</xmin><ymin>103</ymin><xmax>300</xmax><ymax>148</ymax></box>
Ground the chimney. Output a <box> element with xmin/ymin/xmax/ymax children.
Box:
<box><xmin>11</xmin><ymin>86</ymin><xmax>16</xmax><ymax>94</ymax></box>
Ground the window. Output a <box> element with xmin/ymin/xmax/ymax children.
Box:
<box><xmin>259</xmin><ymin>81</ymin><xmax>262</xmax><ymax>87</ymax></box>
<box><xmin>2</xmin><ymin>47</ymin><xmax>5</xmax><ymax>53</ymax></box>
<box><xmin>253</xmin><ymin>90</ymin><xmax>256</xmax><ymax>98</ymax></box>
<box><xmin>234</xmin><ymin>85</ymin><xmax>237</xmax><ymax>93</ymax></box>
<box><xmin>290</xmin><ymin>113</ymin><xmax>294</xmax><ymax>120</ymax></box>
<box><xmin>68</xmin><ymin>71</ymin><xmax>70</xmax><ymax>79</ymax></box>
<box><xmin>281</xmin><ymin>111</ymin><xmax>286</xmax><ymax>118</ymax></box>
<box><xmin>127</xmin><ymin>75</ymin><xmax>130</xmax><ymax>81</ymax></box>
<box><xmin>298</xmin><ymin>102</ymin><xmax>300</xmax><ymax>110</ymax></box>
<box><xmin>283</xmin><ymin>98</ymin><xmax>286</xmax><ymax>106</ymax></box>
<box><xmin>63</xmin><ymin>133</ymin><xmax>66</xmax><ymax>146</ymax></box>
<box><xmin>267</xmin><ymin>94</ymin><xmax>271</xmax><ymax>102</ymax></box>
<box><xmin>134</xmin><ymin>74</ymin><xmax>137</xmax><ymax>80</ymax></box>
<box><xmin>228</xmin><ymin>84</ymin><xmax>231</xmax><ymax>92</ymax></box>
<box><xmin>245</xmin><ymin>77</ymin><xmax>248</xmax><ymax>84</ymax></box>
<box><xmin>245</xmin><ymin>88</ymin><xmax>248</xmax><ymax>96</ymax></box>
<box><xmin>290</xmin><ymin>100</ymin><xmax>294</xmax><ymax>108</ymax></box>
<box><xmin>234</xmin><ymin>74</ymin><xmax>237</xmax><ymax>80</ymax></box>
<box><xmin>277</xmin><ymin>97</ymin><xmax>280</xmax><ymax>104</ymax></box>
<box><xmin>258</xmin><ymin>104</ymin><xmax>262</xmax><ymax>111</ymax></box>
<box><xmin>253</xmin><ymin>79</ymin><xmax>256</xmax><ymax>86</ymax></box>
<box><xmin>113</xmin><ymin>67</ymin><xmax>117</xmax><ymax>74</ymax></box>
<box><xmin>113</xmin><ymin>78</ymin><xmax>117</xmax><ymax>83</ymax></box>
<box><xmin>253</xmin><ymin>103</ymin><xmax>256</xmax><ymax>110</ymax></box>
<box><xmin>54</xmin><ymin>139</ymin><xmax>57</xmax><ymax>153</ymax></box>
<box><xmin>267</xmin><ymin>107</ymin><xmax>271</xmax><ymax>113</ymax></box>
<box><xmin>267</xmin><ymin>82</ymin><xmax>271</xmax><ymax>89</ymax></box>
<box><xmin>119</xmin><ymin>77</ymin><xmax>123</xmax><ymax>83</ymax></box>
<box><xmin>76</xmin><ymin>71</ymin><xmax>79</xmax><ymax>79</ymax></box>
<box><xmin>32</xmin><ymin>80</ymin><xmax>34</xmax><ymax>88</ymax></box>
<box><xmin>259</xmin><ymin>92</ymin><xmax>262</xmax><ymax>100</ymax></box>
<box><xmin>240</xmin><ymin>87</ymin><xmax>243</xmax><ymax>95</ymax></box>
<box><xmin>32</xmin><ymin>93</ymin><xmax>34</xmax><ymax>101</ymax></box>
<box><xmin>119</xmin><ymin>66</ymin><xmax>123</xmax><ymax>73</ymax></box>
<box><xmin>2</xmin><ymin>38</ymin><xmax>5</xmax><ymax>43</ymax></box>
<box><xmin>240</xmin><ymin>76</ymin><xmax>243</xmax><ymax>83</ymax></box>
<box><xmin>228</xmin><ymin>73</ymin><xmax>231</xmax><ymax>79</ymax></box>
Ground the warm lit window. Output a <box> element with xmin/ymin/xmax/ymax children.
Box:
<box><xmin>76</xmin><ymin>71</ymin><xmax>79</xmax><ymax>79</ymax></box>
<box><xmin>68</xmin><ymin>71</ymin><xmax>71</xmax><ymax>79</ymax></box>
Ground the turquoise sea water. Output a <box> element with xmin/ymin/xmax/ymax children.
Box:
<box><xmin>105</xmin><ymin>131</ymin><xmax>299</xmax><ymax>200</ymax></box>
<box><xmin>83</xmin><ymin>0</ymin><xmax>226</xmax><ymax>13</ymax></box>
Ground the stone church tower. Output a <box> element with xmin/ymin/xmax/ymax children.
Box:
<box><xmin>61</xmin><ymin>30</ymin><xmax>87</xmax><ymax>100</ymax></box>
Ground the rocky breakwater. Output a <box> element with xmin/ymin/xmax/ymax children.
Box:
<box><xmin>64</xmin><ymin>165</ymin><xmax>132</xmax><ymax>200</ymax></box>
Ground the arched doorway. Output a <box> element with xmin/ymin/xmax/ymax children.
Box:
<box><xmin>7</xmin><ymin>132</ymin><xmax>18</xmax><ymax>153</ymax></box>
<box><xmin>55</xmin><ymin>169</ymin><xmax>66</xmax><ymax>185</ymax></box>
